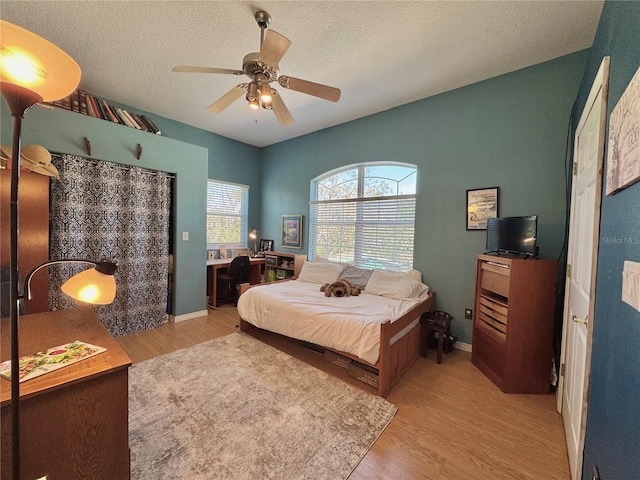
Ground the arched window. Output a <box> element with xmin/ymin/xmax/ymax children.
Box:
<box><xmin>309</xmin><ymin>163</ymin><xmax>417</xmax><ymax>271</ymax></box>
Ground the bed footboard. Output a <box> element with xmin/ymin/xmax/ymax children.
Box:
<box><xmin>377</xmin><ymin>291</ymin><xmax>435</xmax><ymax>396</ymax></box>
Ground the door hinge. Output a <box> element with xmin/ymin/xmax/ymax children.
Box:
<box><xmin>567</xmin><ymin>264</ymin><xmax>572</xmax><ymax>278</ymax></box>
<box><xmin>560</xmin><ymin>363</ymin><xmax>566</xmax><ymax>377</ymax></box>
<box><xmin>573</xmin><ymin>162</ymin><xmax>578</xmax><ymax>175</ymax></box>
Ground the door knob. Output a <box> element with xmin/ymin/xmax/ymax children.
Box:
<box><xmin>572</xmin><ymin>314</ymin><xmax>589</xmax><ymax>324</ymax></box>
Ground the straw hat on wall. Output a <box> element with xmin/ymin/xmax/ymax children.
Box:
<box><xmin>0</xmin><ymin>144</ymin><xmax>59</xmax><ymax>179</ymax></box>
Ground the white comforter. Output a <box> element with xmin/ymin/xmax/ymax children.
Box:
<box><xmin>237</xmin><ymin>280</ymin><xmax>420</xmax><ymax>365</ymax></box>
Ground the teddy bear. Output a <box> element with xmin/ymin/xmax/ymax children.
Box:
<box><xmin>320</xmin><ymin>278</ymin><xmax>361</xmax><ymax>297</ymax></box>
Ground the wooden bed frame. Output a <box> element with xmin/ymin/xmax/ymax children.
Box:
<box><xmin>238</xmin><ymin>282</ymin><xmax>435</xmax><ymax>397</ymax></box>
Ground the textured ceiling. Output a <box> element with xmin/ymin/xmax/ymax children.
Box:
<box><xmin>2</xmin><ymin>1</ymin><xmax>603</xmax><ymax>147</ymax></box>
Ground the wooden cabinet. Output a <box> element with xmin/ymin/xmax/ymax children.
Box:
<box><xmin>0</xmin><ymin>168</ymin><xmax>50</xmax><ymax>314</ymax></box>
<box><xmin>265</xmin><ymin>252</ymin><xmax>306</xmax><ymax>281</ymax></box>
<box><xmin>0</xmin><ymin>307</ymin><xmax>131</xmax><ymax>480</ymax></box>
<box><xmin>472</xmin><ymin>254</ymin><xmax>557</xmax><ymax>394</ymax></box>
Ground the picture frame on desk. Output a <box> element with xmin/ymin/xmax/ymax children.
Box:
<box><xmin>259</xmin><ymin>239</ymin><xmax>274</xmax><ymax>252</ymax></box>
<box><xmin>281</xmin><ymin>215</ymin><xmax>303</xmax><ymax>249</ymax></box>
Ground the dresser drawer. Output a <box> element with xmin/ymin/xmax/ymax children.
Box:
<box><xmin>480</xmin><ymin>268</ymin><xmax>510</xmax><ymax>298</ymax></box>
<box><xmin>473</xmin><ymin>328</ymin><xmax>506</xmax><ymax>379</ymax></box>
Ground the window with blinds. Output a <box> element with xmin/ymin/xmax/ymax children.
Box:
<box><xmin>206</xmin><ymin>179</ymin><xmax>249</xmax><ymax>246</ymax></box>
<box><xmin>309</xmin><ymin>164</ymin><xmax>417</xmax><ymax>271</ymax></box>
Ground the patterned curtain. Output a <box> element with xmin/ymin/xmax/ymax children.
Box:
<box><xmin>48</xmin><ymin>154</ymin><xmax>172</xmax><ymax>337</ymax></box>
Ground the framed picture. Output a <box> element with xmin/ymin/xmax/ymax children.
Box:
<box><xmin>281</xmin><ymin>214</ymin><xmax>303</xmax><ymax>249</ymax></box>
<box><xmin>466</xmin><ymin>187</ymin><xmax>499</xmax><ymax>230</ymax></box>
<box><xmin>259</xmin><ymin>239</ymin><xmax>274</xmax><ymax>252</ymax></box>
<box><xmin>606</xmin><ymin>66</ymin><xmax>640</xmax><ymax>195</ymax></box>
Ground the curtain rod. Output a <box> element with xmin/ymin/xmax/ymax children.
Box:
<box><xmin>50</xmin><ymin>151</ymin><xmax>176</xmax><ymax>179</ymax></box>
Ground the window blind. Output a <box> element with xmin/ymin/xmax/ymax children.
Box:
<box><xmin>310</xmin><ymin>194</ymin><xmax>415</xmax><ymax>271</ymax></box>
<box><xmin>206</xmin><ymin>180</ymin><xmax>248</xmax><ymax>246</ymax></box>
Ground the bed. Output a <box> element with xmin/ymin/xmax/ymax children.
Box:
<box><xmin>237</xmin><ymin>261</ymin><xmax>435</xmax><ymax>396</ymax></box>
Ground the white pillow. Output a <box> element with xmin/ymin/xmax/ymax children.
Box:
<box><xmin>405</xmin><ymin>269</ymin><xmax>423</xmax><ymax>282</ymax></box>
<box><xmin>297</xmin><ymin>261</ymin><xmax>344</xmax><ymax>284</ymax></box>
<box><xmin>365</xmin><ymin>269</ymin><xmax>429</xmax><ymax>302</ymax></box>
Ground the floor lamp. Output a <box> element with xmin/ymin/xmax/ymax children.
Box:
<box><xmin>1</xmin><ymin>21</ymin><xmax>117</xmax><ymax>480</ymax></box>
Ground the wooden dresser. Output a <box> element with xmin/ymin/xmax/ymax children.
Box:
<box><xmin>1</xmin><ymin>307</ymin><xmax>132</xmax><ymax>479</ymax></box>
<box><xmin>0</xmin><ymin>168</ymin><xmax>50</xmax><ymax>314</ymax></box>
<box><xmin>472</xmin><ymin>254</ymin><xmax>557</xmax><ymax>394</ymax></box>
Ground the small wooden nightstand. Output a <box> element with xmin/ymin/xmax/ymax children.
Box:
<box><xmin>420</xmin><ymin>311</ymin><xmax>453</xmax><ymax>364</ymax></box>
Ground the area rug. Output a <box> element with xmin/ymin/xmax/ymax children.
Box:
<box><xmin>128</xmin><ymin>332</ymin><xmax>397</xmax><ymax>480</ymax></box>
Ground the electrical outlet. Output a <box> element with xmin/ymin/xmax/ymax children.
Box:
<box><xmin>464</xmin><ymin>308</ymin><xmax>473</xmax><ymax>319</ymax></box>
<box><xmin>591</xmin><ymin>465</ymin><xmax>600</xmax><ymax>480</ymax></box>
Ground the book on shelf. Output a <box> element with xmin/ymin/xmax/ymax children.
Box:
<box><xmin>117</xmin><ymin>107</ymin><xmax>136</xmax><ymax>128</ymax></box>
<box><xmin>102</xmin><ymin>100</ymin><xmax>120</xmax><ymax>124</ymax></box>
<box><xmin>92</xmin><ymin>95</ymin><xmax>108</xmax><ymax>120</ymax></box>
<box><xmin>70</xmin><ymin>89</ymin><xmax>80</xmax><ymax>113</ymax></box>
<box><xmin>86</xmin><ymin>96</ymin><xmax>96</xmax><ymax>117</ymax></box>
<box><xmin>48</xmin><ymin>94</ymin><xmax>71</xmax><ymax>111</ymax></box>
<box><xmin>124</xmin><ymin>109</ymin><xmax>144</xmax><ymax>130</ymax></box>
<box><xmin>111</xmin><ymin>104</ymin><xmax>127</xmax><ymax>125</ymax></box>
<box><xmin>78</xmin><ymin>89</ymin><xmax>89</xmax><ymax>115</ymax></box>
<box><xmin>130</xmin><ymin>112</ymin><xmax>149</xmax><ymax>132</ymax></box>
<box><xmin>140</xmin><ymin>114</ymin><xmax>161</xmax><ymax>135</ymax></box>
<box><xmin>0</xmin><ymin>340</ymin><xmax>107</xmax><ymax>383</ymax></box>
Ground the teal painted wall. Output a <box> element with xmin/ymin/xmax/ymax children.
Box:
<box><xmin>1</xmin><ymin>102</ymin><xmax>261</xmax><ymax>317</ymax></box>
<box><xmin>261</xmin><ymin>51</ymin><xmax>590</xmax><ymax>344</ymax></box>
<box><xmin>577</xmin><ymin>2</ymin><xmax>640</xmax><ymax>479</ymax></box>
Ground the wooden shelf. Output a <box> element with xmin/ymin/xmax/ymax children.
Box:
<box><xmin>46</xmin><ymin>88</ymin><xmax>161</xmax><ymax>136</ymax></box>
<box><xmin>265</xmin><ymin>252</ymin><xmax>306</xmax><ymax>281</ymax></box>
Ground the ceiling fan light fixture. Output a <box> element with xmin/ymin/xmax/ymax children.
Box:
<box><xmin>248</xmin><ymin>98</ymin><xmax>259</xmax><ymax>110</ymax></box>
<box><xmin>259</xmin><ymin>83</ymin><xmax>272</xmax><ymax>103</ymax></box>
<box><xmin>261</xmin><ymin>98</ymin><xmax>272</xmax><ymax>110</ymax></box>
<box><xmin>246</xmin><ymin>81</ymin><xmax>258</xmax><ymax>102</ymax></box>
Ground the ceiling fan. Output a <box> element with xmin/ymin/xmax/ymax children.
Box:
<box><xmin>172</xmin><ymin>10</ymin><xmax>341</xmax><ymax>126</ymax></box>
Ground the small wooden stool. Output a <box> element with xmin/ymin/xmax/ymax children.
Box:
<box><xmin>420</xmin><ymin>311</ymin><xmax>453</xmax><ymax>364</ymax></box>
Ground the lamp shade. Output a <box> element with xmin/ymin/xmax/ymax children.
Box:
<box><xmin>0</xmin><ymin>20</ymin><xmax>81</xmax><ymax>101</ymax></box>
<box><xmin>61</xmin><ymin>267</ymin><xmax>116</xmax><ymax>305</ymax></box>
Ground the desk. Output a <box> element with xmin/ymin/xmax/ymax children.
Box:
<box><xmin>1</xmin><ymin>307</ymin><xmax>132</xmax><ymax>480</ymax></box>
<box><xmin>207</xmin><ymin>257</ymin><xmax>265</xmax><ymax>308</ymax></box>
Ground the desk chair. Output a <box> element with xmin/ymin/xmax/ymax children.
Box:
<box><xmin>216</xmin><ymin>255</ymin><xmax>250</xmax><ymax>307</ymax></box>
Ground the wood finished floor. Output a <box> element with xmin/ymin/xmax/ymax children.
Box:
<box><xmin>117</xmin><ymin>307</ymin><xmax>571</xmax><ymax>480</ymax></box>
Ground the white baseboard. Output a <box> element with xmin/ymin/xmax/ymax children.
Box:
<box><xmin>455</xmin><ymin>341</ymin><xmax>472</xmax><ymax>352</ymax></box>
<box><xmin>170</xmin><ymin>310</ymin><xmax>208</xmax><ymax>323</ymax></box>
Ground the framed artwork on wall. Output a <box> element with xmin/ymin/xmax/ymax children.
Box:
<box><xmin>606</xmin><ymin>65</ymin><xmax>640</xmax><ymax>195</ymax></box>
<box><xmin>466</xmin><ymin>187</ymin><xmax>499</xmax><ymax>230</ymax></box>
<box><xmin>281</xmin><ymin>214</ymin><xmax>303</xmax><ymax>249</ymax></box>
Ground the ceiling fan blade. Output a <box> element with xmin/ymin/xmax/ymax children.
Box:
<box><xmin>270</xmin><ymin>89</ymin><xmax>294</xmax><ymax>126</ymax></box>
<box><xmin>278</xmin><ymin>76</ymin><xmax>341</xmax><ymax>102</ymax></box>
<box><xmin>206</xmin><ymin>84</ymin><xmax>247</xmax><ymax>114</ymax></box>
<box><xmin>258</xmin><ymin>30</ymin><xmax>291</xmax><ymax>67</ymax></box>
<box><xmin>173</xmin><ymin>66</ymin><xmax>245</xmax><ymax>75</ymax></box>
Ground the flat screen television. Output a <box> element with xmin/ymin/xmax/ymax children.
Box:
<box><xmin>485</xmin><ymin>215</ymin><xmax>538</xmax><ymax>257</ymax></box>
